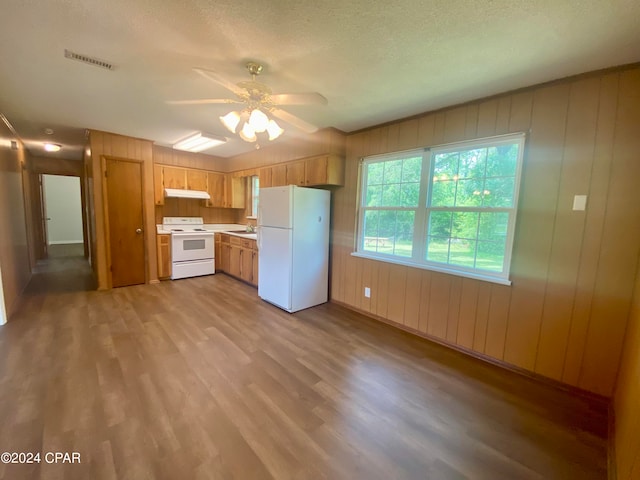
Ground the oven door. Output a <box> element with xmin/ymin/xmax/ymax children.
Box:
<box><xmin>171</xmin><ymin>233</ymin><xmax>214</xmax><ymax>262</ymax></box>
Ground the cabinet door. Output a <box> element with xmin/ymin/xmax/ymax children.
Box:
<box><xmin>207</xmin><ymin>172</ymin><xmax>226</xmax><ymax>207</ymax></box>
<box><xmin>251</xmin><ymin>250</ymin><xmax>258</xmax><ymax>287</ymax></box>
<box><xmin>153</xmin><ymin>164</ymin><xmax>164</xmax><ymax>205</ymax></box>
<box><xmin>286</xmin><ymin>160</ymin><xmax>306</xmax><ymax>186</ymax></box>
<box><xmin>214</xmin><ymin>236</ymin><xmax>221</xmax><ymax>271</ymax></box>
<box><xmin>220</xmin><ymin>243</ymin><xmax>231</xmax><ymax>272</ymax></box>
<box><xmin>156</xmin><ymin>234</ymin><xmax>171</xmax><ymax>279</ymax></box>
<box><xmin>305</xmin><ymin>155</ymin><xmax>345</xmax><ymax>186</ymax></box>
<box><xmin>240</xmin><ymin>248</ymin><xmax>253</xmax><ymax>283</ymax></box>
<box><xmin>271</xmin><ymin>164</ymin><xmax>287</xmax><ymax>187</ymax></box>
<box><xmin>259</xmin><ymin>167</ymin><xmax>273</xmax><ymax>188</ymax></box>
<box><xmin>187</xmin><ymin>170</ymin><xmax>208</xmax><ymax>191</ymax></box>
<box><xmin>225</xmin><ymin>175</ymin><xmax>246</xmax><ymax>208</ymax></box>
<box><xmin>163</xmin><ymin>166</ymin><xmax>187</xmax><ymax>189</ymax></box>
<box><xmin>229</xmin><ymin>245</ymin><xmax>242</xmax><ymax>277</ymax></box>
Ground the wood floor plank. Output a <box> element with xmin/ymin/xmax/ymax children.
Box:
<box><xmin>0</xmin><ymin>255</ymin><xmax>609</xmax><ymax>479</ymax></box>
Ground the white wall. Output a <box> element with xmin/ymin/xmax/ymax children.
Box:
<box><xmin>43</xmin><ymin>175</ymin><xmax>83</xmax><ymax>244</ymax></box>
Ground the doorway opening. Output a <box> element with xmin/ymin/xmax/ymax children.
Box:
<box><xmin>41</xmin><ymin>174</ymin><xmax>84</xmax><ymax>258</ymax></box>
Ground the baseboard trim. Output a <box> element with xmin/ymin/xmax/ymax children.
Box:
<box><xmin>331</xmin><ymin>299</ymin><xmax>610</xmax><ymax>408</ymax></box>
<box><xmin>47</xmin><ymin>241</ymin><xmax>84</xmax><ymax>245</ymax></box>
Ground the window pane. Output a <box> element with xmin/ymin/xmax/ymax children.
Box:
<box><xmin>402</xmin><ymin>156</ymin><xmax>422</xmax><ymax>182</ymax></box>
<box><xmin>381</xmin><ymin>183</ymin><xmax>401</xmax><ymax>206</ymax></box>
<box><xmin>486</xmin><ymin>145</ymin><xmax>518</xmax><ymax>177</ymax></box>
<box><xmin>426</xmin><ymin>236</ymin><xmax>450</xmax><ymax>263</ymax></box>
<box><xmin>366</xmin><ymin>185</ymin><xmax>383</xmax><ymax>207</ymax></box>
<box><xmin>428</xmin><ymin>211</ymin><xmax>452</xmax><ymax>237</ymax></box>
<box><xmin>393</xmin><ymin>211</ymin><xmax>414</xmax><ymax>257</ymax></box>
<box><xmin>478</xmin><ymin>212</ymin><xmax>508</xmax><ymax>242</ymax></box>
<box><xmin>459</xmin><ymin>148</ymin><xmax>487</xmax><ymax>179</ymax></box>
<box><xmin>431</xmin><ymin>179</ymin><xmax>456</xmax><ymax>207</ymax></box>
<box><xmin>448</xmin><ymin>239</ymin><xmax>476</xmax><ymax>268</ymax></box>
<box><xmin>454</xmin><ymin>178</ymin><xmax>484</xmax><ymax>206</ymax></box>
<box><xmin>363</xmin><ymin>210</ymin><xmax>380</xmax><ymax>253</ymax></box>
<box><xmin>433</xmin><ymin>152</ymin><xmax>458</xmax><ymax>178</ymax></box>
<box><xmin>367</xmin><ymin>162</ymin><xmax>384</xmax><ymax>185</ymax></box>
<box><xmin>476</xmin><ymin>241</ymin><xmax>506</xmax><ymax>272</ymax></box>
<box><xmin>384</xmin><ymin>160</ymin><xmax>403</xmax><ymax>183</ymax></box>
<box><xmin>401</xmin><ymin>182</ymin><xmax>420</xmax><ymax>207</ymax></box>
<box><xmin>452</xmin><ymin>212</ymin><xmax>479</xmax><ymax>241</ymax></box>
<box><xmin>483</xmin><ymin>177</ymin><xmax>515</xmax><ymax>207</ymax></box>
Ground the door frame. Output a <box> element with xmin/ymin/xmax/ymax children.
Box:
<box><xmin>101</xmin><ymin>155</ymin><xmax>148</xmax><ymax>289</ymax></box>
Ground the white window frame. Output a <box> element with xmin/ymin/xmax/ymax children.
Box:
<box><xmin>247</xmin><ymin>175</ymin><xmax>259</xmax><ymax>219</ymax></box>
<box><xmin>353</xmin><ymin>133</ymin><xmax>525</xmax><ymax>285</ymax></box>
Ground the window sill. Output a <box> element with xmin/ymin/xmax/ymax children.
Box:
<box><xmin>350</xmin><ymin>251</ymin><xmax>512</xmax><ymax>286</ymax></box>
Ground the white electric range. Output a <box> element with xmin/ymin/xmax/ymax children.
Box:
<box><xmin>161</xmin><ymin>217</ymin><xmax>215</xmax><ymax>280</ymax></box>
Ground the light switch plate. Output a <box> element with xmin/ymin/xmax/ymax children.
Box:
<box><xmin>364</xmin><ymin>287</ymin><xmax>371</xmax><ymax>298</ymax></box>
<box><xmin>573</xmin><ymin>195</ymin><xmax>587</xmax><ymax>211</ymax></box>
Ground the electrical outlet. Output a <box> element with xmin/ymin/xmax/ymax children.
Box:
<box><xmin>364</xmin><ymin>287</ymin><xmax>371</xmax><ymax>298</ymax></box>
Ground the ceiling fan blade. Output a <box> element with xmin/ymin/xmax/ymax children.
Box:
<box><xmin>271</xmin><ymin>108</ymin><xmax>319</xmax><ymax>134</ymax></box>
<box><xmin>270</xmin><ymin>92</ymin><xmax>328</xmax><ymax>106</ymax></box>
<box><xmin>166</xmin><ymin>99</ymin><xmax>241</xmax><ymax>105</ymax></box>
<box><xmin>193</xmin><ymin>67</ymin><xmax>245</xmax><ymax>96</ymax></box>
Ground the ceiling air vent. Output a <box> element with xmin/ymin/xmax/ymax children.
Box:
<box><xmin>64</xmin><ymin>49</ymin><xmax>114</xmax><ymax>70</ymax></box>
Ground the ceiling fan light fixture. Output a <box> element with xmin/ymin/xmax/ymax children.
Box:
<box><xmin>220</xmin><ymin>111</ymin><xmax>241</xmax><ymax>133</ymax></box>
<box><xmin>266</xmin><ymin>119</ymin><xmax>284</xmax><ymax>141</ymax></box>
<box><xmin>248</xmin><ymin>108</ymin><xmax>269</xmax><ymax>133</ymax></box>
<box><xmin>173</xmin><ymin>132</ymin><xmax>227</xmax><ymax>152</ymax></box>
<box><xmin>239</xmin><ymin>122</ymin><xmax>257</xmax><ymax>142</ymax></box>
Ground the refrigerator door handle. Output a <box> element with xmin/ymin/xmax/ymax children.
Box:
<box><xmin>256</xmin><ymin>226</ymin><xmax>261</xmax><ymax>250</ymax></box>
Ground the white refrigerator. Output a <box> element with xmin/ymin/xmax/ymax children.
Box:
<box><xmin>258</xmin><ymin>185</ymin><xmax>330</xmax><ymax>313</ymax></box>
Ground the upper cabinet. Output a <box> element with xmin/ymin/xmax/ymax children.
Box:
<box><xmin>154</xmin><ymin>164</ymin><xmax>164</xmax><ymax>205</ymax></box>
<box><xmin>187</xmin><ymin>170</ymin><xmax>208</xmax><ymax>191</ymax></box>
<box><xmin>206</xmin><ymin>172</ymin><xmax>225</xmax><ymax>208</ymax></box>
<box><xmin>259</xmin><ymin>154</ymin><xmax>345</xmax><ymax>189</ymax></box>
<box><xmin>163</xmin><ymin>166</ymin><xmax>187</xmax><ymax>189</ymax></box>
<box><xmin>224</xmin><ymin>175</ymin><xmax>246</xmax><ymax>209</ymax></box>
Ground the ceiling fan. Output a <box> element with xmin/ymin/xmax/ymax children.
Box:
<box><xmin>167</xmin><ymin>62</ymin><xmax>327</xmax><ymax>143</ymax></box>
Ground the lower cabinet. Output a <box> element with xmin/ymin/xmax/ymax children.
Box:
<box><xmin>216</xmin><ymin>234</ymin><xmax>258</xmax><ymax>286</ymax></box>
<box><xmin>157</xmin><ymin>234</ymin><xmax>171</xmax><ymax>279</ymax></box>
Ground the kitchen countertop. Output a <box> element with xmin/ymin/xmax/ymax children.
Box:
<box><xmin>156</xmin><ymin>223</ymin><xmax>257</xmax><ymax>240</ymax></box>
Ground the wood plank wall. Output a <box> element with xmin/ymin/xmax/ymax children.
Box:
<box><xmin>614</xmin><ymin>263</ymin><xmax>640</xmax><ymax>480</ymax></box>
<box><xmin>153</xmin><ymin>145</ymin><xmax>237</xmax><ymax>224</ymax></box>
<box><xmin>87</xmin><ymin>130</ymin><xmax>156</xmax><ymax>290</ymax></box>
<box><xmin>0</xmin><ymin>122</ymin><xmax>32</xmax><ymax>318</ymax></box>
<box><xmin>331</xmin><ymin>65</ymin><xmax>640</xmax><ymax>397</ymax></box>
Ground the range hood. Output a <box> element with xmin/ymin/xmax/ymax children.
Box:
<box><xmin>164</xmin><ymin>188</ymin><xmax>210</xmax><ymax>200</ymax></box>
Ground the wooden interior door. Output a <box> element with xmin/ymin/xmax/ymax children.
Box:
<box><xmin>37</xmin><ymin>174</ymin><xmax>48</xmax><ymax>259</ymax></box>
<box><xmin>105</xmin><ymin>158</ymin><xmax>146</xmax><ymax>287</ymax></box>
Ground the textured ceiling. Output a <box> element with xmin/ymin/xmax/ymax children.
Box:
<box><xmin>1</xmin><ymin>0</ymin><xmax>639</xmax><ymax>160</ymax></box>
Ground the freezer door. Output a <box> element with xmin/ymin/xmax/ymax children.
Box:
<box><xmin>258</xmin><ymin>186</ymin><xmax>292</xmax><ymax>228</ymax></box>
<box><xmin>258</xmin><ymin>226</ymin><xmax>292</xmax><ymax>311</ymax></box>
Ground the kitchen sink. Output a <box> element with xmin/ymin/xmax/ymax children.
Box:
<box><xmin>225</xmin><ymin>230</ymin><xmax>256</xmax><ymax>235</ymax></box>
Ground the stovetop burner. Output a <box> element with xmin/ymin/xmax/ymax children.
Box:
<box><xmin>193</xmin><ymin>228</ymin><xmax>206</xmax><ymax>231</ymax></box>
<box><xmin>171</xmin><ymin>228</ymin><xmax>184</xmax><ymax>232</ymax></box>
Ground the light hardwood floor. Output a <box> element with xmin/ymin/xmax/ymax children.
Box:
<box><xmin>0</xmin><ymin>257</ymin><xmax>608</xmax><ymax>479</ymax></box>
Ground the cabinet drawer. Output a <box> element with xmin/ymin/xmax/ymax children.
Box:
<box><xmin>230</xmin><ymin>236</ymin><xmax>243</xmax><ymax>246</ymax></box>
<box><xmin>219</xmin><ymin>234</ymin><xmax>230</xmax><ymax>244</ymax></box>
<box><xmin>240</xmin><ymin>239</ymin><xmax>254</xmax><ymax>249</ymax></box>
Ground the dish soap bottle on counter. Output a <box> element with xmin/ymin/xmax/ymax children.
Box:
<box><xmin>246</xmin><ymin>224</ymin><xmax>255</xmax><ymax>233</ymax></box>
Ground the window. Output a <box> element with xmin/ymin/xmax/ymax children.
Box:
<box><xmin>250</xmin><ymin>175</ymin><xmax>259</xmax><ymax>217</ymax></box>
<box><xmin>356</xmin><ymin>133</ymin><xmax>525</xmax><ymax>284</ymax></box>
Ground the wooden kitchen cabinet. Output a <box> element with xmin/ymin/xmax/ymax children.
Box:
<box><xmin>259</xmin><ymin>167</ymin><xmax>273</xmax><ymax>188</ymax></box>
<box><xmin>304</xmin><ymin>154</ymin><xmax>345</xmax><ymax>186</ymax></box>
<box><xmin>271</xmin><ymin>164</ymin><xmax>287</xmax><ymax>187</ymax></box>
<box><xmin>286</xmin><ymin>160</ymin><xmax>306</xmax><ymax>186</ymax></box>
<box><xmin>163</xmin><ymin>166</ymin><xmax>187</xmax><ymax>189</ymax></box>
<box><xmin>252</xmin><ymin>250</ymin><xmax>259</xmax><ymax>286</ymax></box>
<box><xmin>224</xmin><ymin>175</ymin><xmax>246</xmax><ymax>208</ymax></box>
<box><xmin>228</xmin><ymin>244</ymin><xmax>242</xmax><ymax>278</ymax></box>
<box><xmin>154</xmin><ymin>164</ymin><xmax>164</xmax><ymax>205</ymax></box>
<box><xmin>207</xmin><ymin>172</ymin><xmax>226</xmax><ymax>207</ymax></box>
<box><xmin>187</xmin><ymin>169</ymin><xmax>208</xmax><ymax>191</ymax></box>
<box><xmin>223</xmin><ymin>235</ymin><xmax>258</xmax><ymax>286</ymax></box>
<box><xmin>218</xmin><ymin>234</ymin><xmax>230</xmax><ymax>272</ymax></box>
<box><xmin>157</xmin><ymin>234</ymin><xmax>171</xmax><ymax>279</ymax></box>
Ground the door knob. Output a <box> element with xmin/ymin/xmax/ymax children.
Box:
<box><xmin>135</xmin><ymin>228</ymin><xmax>143</xmax><ymax>234</ymax></box>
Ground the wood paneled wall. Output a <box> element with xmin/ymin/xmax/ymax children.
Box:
<box><xmin>226</xmin><ymin>128</ymin><xmax>346</xmax><ymax>171</ymax></box>
<box><xmin>0</xmin><ymin>123</ymin><xmax>32</xmax><ymax>318</ymax></box>
<box><xmin>614</xmin><ymin>263</ymin><xmax>640</xmax><ymax>479</ymax></box>
<box><xmin>88</xmin><ymin>130</ymin><xmax>156</xmax><ymax>290</ymax></box>
<box><xmin>153</xmin><ymin>145</ymin><xmax>237</xmax><ymax>224</ymax></box>
<box><xmin>331</xmin><ymin>66</ymin><xmax>640</xmax><ymax>397</ymax></box>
